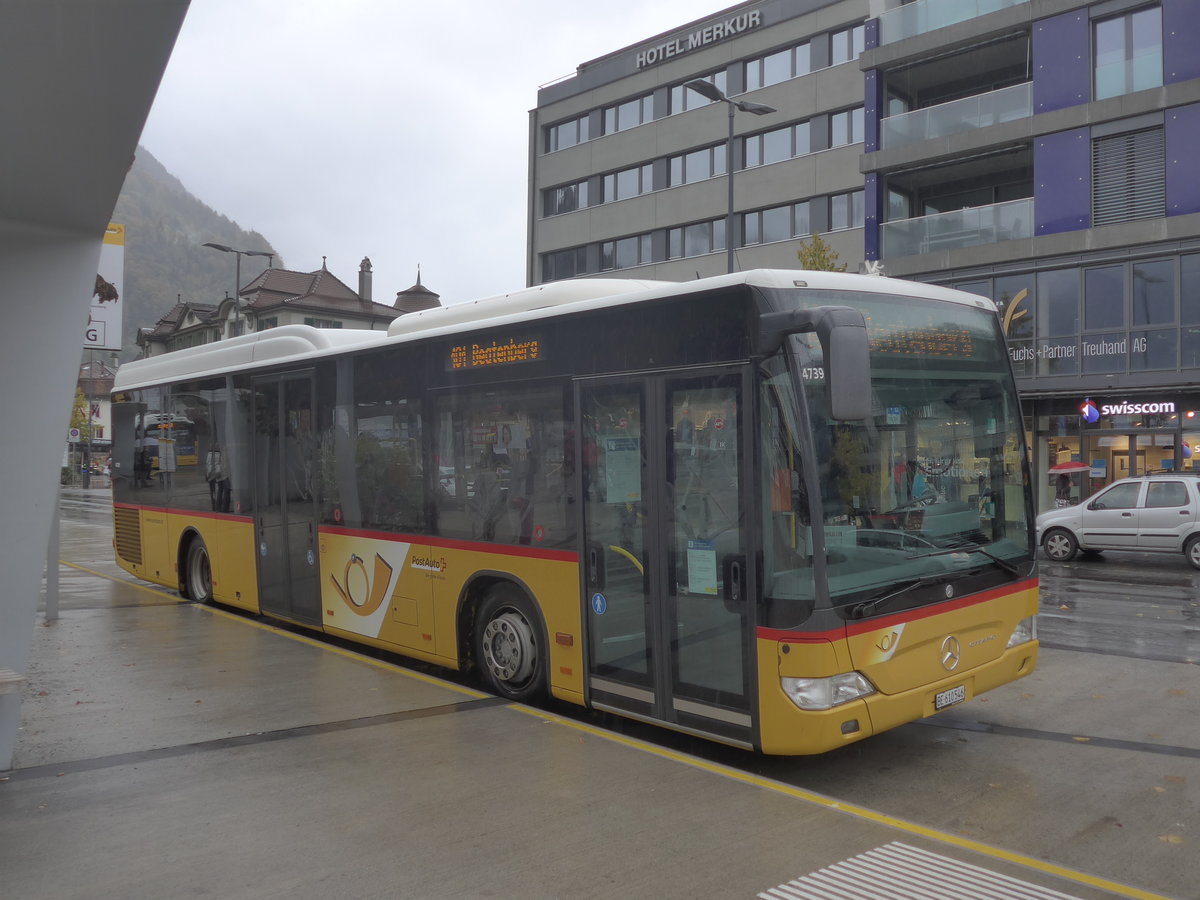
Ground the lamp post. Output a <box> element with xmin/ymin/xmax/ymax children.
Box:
<box><xmin>202</xmin><ymin>242</ymin><xmax>274</xmax><ymax>336</ymax></box>
<box><xmin>684</xmin><ymin>80</ymin><xmax>776</xmax><ymax>274</ymax></box>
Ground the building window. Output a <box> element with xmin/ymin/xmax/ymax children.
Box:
<box><xmin>1094</xmin><ymin>6</ymin><xmax>1162</xmax><ymax>101</ymax></box>
<box><xmin>744</xmin><ymin>121</ymin><xmax>811</xmax><ymax>168</ymax></box>
<box><xmin>544</xmin><ymin>180</ymin><xmax>589</xmax><ymax>217</ymax></box>
<box><xmin>603</xmin><ymin>93</ymin><xmax>654</xmax><ymax>135</ymax></box>
<box><xmin>830</xmin><ymin>107</ymin><xmax>865</xmax><ymax>147</ymax></box>
<box><xmin>542</xmin><ymin>247</ymin><xmax>588</xmax><ymax>282</ymax></box>
<box><xmin>603</xmin><ymin>163</ymin><xmax>654</xmax><ymax>202</ymax></box>
<box><xmin>742</xmin><ymin>201</ymin><xmax>812</xmax><ymax>246</ymax></box>
<box><xmin>830</xmin><ymin>190</ymin><xmax>865</xmax><ymax>231</ymax></box>
<box><xmin>1091</xmin><ymin>126</ymin><xmax>1164</xmax><ymax>226</ymax></box>
<box><xmin>1083</xmin><ymin>266</ymin><xmax>1123</xmax><ymax>331</ymax></box>
<box><xmin>545</xmin><ymin>114</ymin><xmax>590</xmax><ymax>153</ymax></box>
<box><xmin>670</xmin><ymin>71</ymin><xmax>727</xmax><ymax>114</ymax></box>
<box><xmin>256</xmin><ymin>317</ymin><xmax>279</xmax><ymax>332</ymax></box>
<box><xmin>667</xmin><ymin>219</ymin><xmax>726</xmax><ymax>259</ymax></box>
<box><xmin>1132</xmin><ymin>259</ymin><xmax>1175</xmax><ymax>326</ymax></box>
<box><xmin>670</xmin><ymin>144</ymin><xmax>726</xmax><ymax>186</ymax></box>
<box><xmin>745</xmin><ymin>42</ymin><xmax>811</xmax><ymax>91</ymax></box>
<box><xmin>304</xmin><ymin>318</ymin><xmax>343</xmax><ymax>329</ymax></box>
<box><xmin>830</xmin><ymin>24</ymin><xmax>865</xmax><ymax>66</ymax></box>
<box><xmin>601</xmin><ymin>234</ymin><xmax>653</xmax><ymax>271</ymax></box>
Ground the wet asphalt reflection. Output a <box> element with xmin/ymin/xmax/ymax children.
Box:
<box><xmin>1038</xmin><ymin>549</ymin><xmax>1200</xmax><ymax>664</ymax></box>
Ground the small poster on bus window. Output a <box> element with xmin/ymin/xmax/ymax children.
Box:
<box><xmin>604</xmin><ymin>436</ymin><xmax>641</xmax><ymax>502</ymax></box>
<box><xmin>686</xmin><ymin>539</ymin><xmax>718</xmax><ymax>595</ymax></box>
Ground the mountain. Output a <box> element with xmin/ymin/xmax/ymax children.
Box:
<box><xmin>108</xmin><ymin>146</ymin><xmax>282</xmax><ymax>358</ymax></box>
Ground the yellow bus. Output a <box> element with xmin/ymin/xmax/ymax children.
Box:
<box><xmin>111</xmin><ymin>270</ymin><xmax>1037</xmax><ymax>754</ymax></box>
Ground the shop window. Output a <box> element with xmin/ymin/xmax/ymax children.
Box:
<box><xmin>1132</xmin><ymin>259</ymin><xmax>1175</xmax><ymax>326</ymax></box>
<box><xmin>1083</xmin><ymin>266</ymin><xmax>1124</xmax><ymax>330</ymax></box>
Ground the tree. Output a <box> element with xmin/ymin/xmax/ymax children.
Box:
<box><xmin>796</xmin><ymin>232</ymin><xmax>847</xmax><ymax>272</ymax></box>
<box><xmin>69</xmin><ymin>386</ymin><xmax>94</xmax><ymax>443</ymax></box>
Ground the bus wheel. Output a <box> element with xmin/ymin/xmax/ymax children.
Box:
<box><xmin>474</xmin><ymin>586</ymin><xmax>546</xmax><ymax>702</ymax></box>
<box><xmin>184</xmin><ymin>537</ymin><xmax>213</xmax><ymax>603</ymax></box>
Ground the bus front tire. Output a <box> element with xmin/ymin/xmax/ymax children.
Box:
<box><xmin>184</xmin><ymin>537</ymin><xmax>213</xmax><ymax>603</ymax></box>
<box><xmin>474</xmin><ymin>586</ymin><xmax>546</xmax><ymax>702</ymax></box>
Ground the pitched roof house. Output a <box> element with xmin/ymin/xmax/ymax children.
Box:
<box><xmin>137</xmin><ymin>258</ymin><xmax>440</xmax><ymax>357</ymax></box>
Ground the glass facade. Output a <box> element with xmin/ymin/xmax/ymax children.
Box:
<box><xmin>946</xmin><ymin>249</ymin><xmax>1200</xmax><ymax>511</ymax></box>
<box><xmin>951</xmin><ymin>252</ymin><xmax>1200</xmax><ymax>380</ymax></box>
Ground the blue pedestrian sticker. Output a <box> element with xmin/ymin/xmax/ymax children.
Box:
<box><xmin>591</xmin><ymin>592</ymin><xmax>607</xmax><ymax>615</ymax></box>
<box><xmin>259</xmin><ymin>541</ymin><xmax>267</xmax><ymax>557</ymax></box>
<box><xmin>306</xmin><ymin>549</ymin><xmax>315</xmax><ymax>566</ymax></box>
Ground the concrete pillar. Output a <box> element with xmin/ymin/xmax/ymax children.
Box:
<box><xmin>0</xmin><ymin>225</ymin><xmax>103</xmax><ymax>772</ymax></box>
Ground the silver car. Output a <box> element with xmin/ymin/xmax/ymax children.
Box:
<box><xmin>1036</xmin><ymin>473</ymin><xmax>1200</xmax><ymax>569</ymax></box>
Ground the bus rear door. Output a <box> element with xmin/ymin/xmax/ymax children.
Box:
<box><xmin>578</xmin><ymin>368</ymin><xmax>755</xmax><ymax>748</ymax></box>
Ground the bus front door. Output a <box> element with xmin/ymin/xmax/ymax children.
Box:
<box><xmin>579</xmin><ymin>370</ymin><xmax>755</xmax><ymax>748</ymax></box>
<box><xmin>252</xmin><ymin>372</ymin><xmax>321</xmax><ymax>626</ymax></box>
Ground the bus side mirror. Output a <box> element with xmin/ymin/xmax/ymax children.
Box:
<box><xmin>760</xmin><ymin>306</ymin><xmax>871</xmax><ymax>421</ymax></box>
<box><xmin>816</xmin><ymin>309</ymin><xmax>871</xmax><ymax>421</ymax></box>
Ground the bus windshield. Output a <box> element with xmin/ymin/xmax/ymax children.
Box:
<box><xmin>760</xmin><ymin>288</ymin><xmax>1034</xmax><ymax>616</ymax></box>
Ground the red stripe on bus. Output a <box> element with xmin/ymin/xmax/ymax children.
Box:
<box><xmin>318</xmin><ymin>525</ymin><xmax>580</xmax><ymax>563</ymax></box>
<box><xmin>757</xmin><ymin>577</ymin><xmax>1038</xmax><ymax>642</ymax></box>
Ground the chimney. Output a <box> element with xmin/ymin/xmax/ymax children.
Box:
<box><xmin>358</xmin><ymin>257</ymin><xmax>373</xmax><ymax>302</ymax></box>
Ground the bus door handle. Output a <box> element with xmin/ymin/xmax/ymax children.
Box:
<box><xmin>587</xmin><ymin>542</ymin><xmax>605</xmax><ymax>590</ymax></box>
<box><xmin>723</xmin><ymin>554</ymin><xmax>745</xmax><ymax>612</ymax></box>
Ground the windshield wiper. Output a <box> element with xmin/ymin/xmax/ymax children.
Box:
<box><xmin>906</xmin><ymin>542</ymin><xmax>1021</xmax><ymax>577</ymax></box>
<box><xmin>847</xmin><ymin>575</ymin><xmax>943</xmax><ymax>620</ymax></box>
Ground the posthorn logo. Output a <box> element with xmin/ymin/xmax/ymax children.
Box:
<box><xmin>1080</xmin><ymin>398</ymin><xmax>1100</xmax><ymax>424</ymax></box>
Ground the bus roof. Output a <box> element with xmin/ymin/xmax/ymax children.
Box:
<box><xmin>112</xmin><ymin>270</ymin><xmax>996</xmax><ymax>392</ymax></box>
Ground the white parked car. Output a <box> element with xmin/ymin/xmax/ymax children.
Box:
<box><xmin>1036</xmin><ymin>473</ymin><xmax>1200</xmax><ymax>569</ymax></box>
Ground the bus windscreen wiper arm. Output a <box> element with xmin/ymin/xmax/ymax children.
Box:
<box><xmin>906</xmin><ymin>543</ymin><xmax>1020</xmax><ymax>577</ymax></box>
<box><xmin>847</xmin><ymin>575</ymin><xmax>942</xmax><ymax>619</ymax></box>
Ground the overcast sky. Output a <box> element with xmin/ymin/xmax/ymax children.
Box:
<box><xmin>138</xmin><ymin>0</ymin><xmax>734</xmax><ymax>306</ymax></box>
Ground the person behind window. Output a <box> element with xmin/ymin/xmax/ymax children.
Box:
<box><xmin>206</xmin><ymin>442</ymin><xmax>231</xmax><ymax>512</ymax></box>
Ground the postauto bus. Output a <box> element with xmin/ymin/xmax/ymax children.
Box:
<box><xmin>110</xmin><ymin>270</ymin><xmax>1037</xmax><ymax>754</ymax></box>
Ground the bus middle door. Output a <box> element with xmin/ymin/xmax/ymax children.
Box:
<box><xmin>252</xmin><ymin>372</ymin><xmax>322</xmax><ymax>626</ymax></box>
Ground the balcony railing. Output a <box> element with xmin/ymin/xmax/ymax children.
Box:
<box><xmin>881</xmin><ymin>82</ymin><xmax>1031</xmax><ymax>150</ymax></box>
<box><xmin>878</xmin><ymin>0</ymin><xmax>1028</xmax><ymax>45</ymax></box>
<box><xmin>881</xmin><ymin>197</ymin><xmax>1033</xmax><ymax>258</ymax></box>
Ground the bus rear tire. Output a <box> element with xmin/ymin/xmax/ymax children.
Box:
<box><xmin>473</xmin><ymin>586</ymin><xmax>546</xmax><ymax>702</ymax></box>
<box><xmin>184</xmin><ymin>536</ymin><xmax>213</xmax><ymax>603</ymax></box>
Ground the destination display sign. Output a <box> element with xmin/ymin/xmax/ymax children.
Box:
<box><xmin>448</xmin><ymin>335</ymin><xmax>543</xmax><ymax>371</ymax></box>
<box><xmin>869</xmin><ymin>323</ymin><xmax>975</xmax><ymax>359</ymax></box>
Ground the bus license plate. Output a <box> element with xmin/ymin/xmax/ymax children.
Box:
<box><xmin>935</xmin><ymin>685</ymin><xmax>966</xmax><ymax>710</ymax></box>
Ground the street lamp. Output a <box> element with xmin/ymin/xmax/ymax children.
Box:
<box><xmin>202</xmin><ymin>242</ymin><xmax>274</xmax><ymax>336</ymax></box>
<box><xmin>684</xmin><ymin>79</ymin><xmax>776</xmax><ymax>274</ymax></box>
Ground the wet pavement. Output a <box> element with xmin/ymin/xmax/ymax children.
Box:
<box><xmin>0</xmin><ymin>488</ymin><xmax>1192</xmax><ymax>900</ymax></box>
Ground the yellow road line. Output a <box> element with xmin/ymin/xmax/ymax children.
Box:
<box><xmin>504</xmin><ymin>705</ymin><xmax>1171</xmax><ymax>900</ymax></box>
<box><xmin>73</xmin><ymin>560</ymin><xmax>1169</xmax><ymax>900</ymax></box>
<box><xmin>60</xmin><ymin>561</ymin><xmax>188</xmax><ymax>602</ymax></box>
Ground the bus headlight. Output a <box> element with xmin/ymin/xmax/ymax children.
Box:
<box><xmin>1007</xmin><ymin>615</ymin><xmax>1037</xmax><ymax>648</ymax></box>
<box><xmin>781</xmin><ymin>672</ymin><xmax>875</xmax><ymax>711</ymax></box>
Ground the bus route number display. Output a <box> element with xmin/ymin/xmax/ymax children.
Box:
<box><xmin>448</xmin><ymin>336</ymin><xmax>542</xmax><ymax>371</ymax></box>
